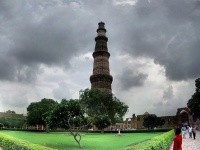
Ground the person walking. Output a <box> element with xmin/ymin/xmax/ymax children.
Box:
<box><xmin>173</xmin><ymin>128</ymin><xmax>182</xmax><ymax>150</ymax></box>
<box><xmin>188</xmin><ymin>125</ymin><xmax>193</xmax><ymax>138</ymax></box>
<box><xmin>181</xmin><ymin>126</ymin><xmax>186</xmax><ymax>139</ymax></box>
<box><xmin>192</xmin><ymin>125</ymin><xmax>196</xmax><ymax>140</ymax></box>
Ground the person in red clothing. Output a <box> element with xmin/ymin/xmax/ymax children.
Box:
<box><xmin>173</xmin><ymin>128</ymin><xmax>182</xmax><ymax>150</ymax></box>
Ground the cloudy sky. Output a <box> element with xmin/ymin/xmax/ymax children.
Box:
<box><xmin>0</xmin><ymin>0</ymin><xmax>200</xmax><ymax>118</ymax></box>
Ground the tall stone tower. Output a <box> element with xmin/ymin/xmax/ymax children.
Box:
<box><xmin>90</xmin><ymin>22</ymin><xmax>113</xmax><ymax>93</ymax></box>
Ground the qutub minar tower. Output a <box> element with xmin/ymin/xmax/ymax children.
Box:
<box><xmin>90</xmin><ymin>22</ymin><xmax>113</xmax><ymax>93</ymax></box>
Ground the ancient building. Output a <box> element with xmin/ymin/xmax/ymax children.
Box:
<box><xmin>90</xmin><ymin>22</ymin><xmax>113</xmax><ymax>93</ymax></box>
<box><xmin>124</xmin><ymin>107</ymin><xmax>199</xmax><ymax>129</ymax></box>
<box><xmin>0</xmin><ymin>112</ymin><xmax>26</xmax><ymax>128</ymax></box>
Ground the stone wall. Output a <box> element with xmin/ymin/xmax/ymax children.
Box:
<box><xmin>124</xmin><ymin>107</ymin><xmax>198</xmax><ymax>130</ymax></box>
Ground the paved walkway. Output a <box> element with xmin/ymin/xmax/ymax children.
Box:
<box><xmin>169</xmin><ymin>130</ymin><xmax>200</xmax><ymax>150</ymax></box>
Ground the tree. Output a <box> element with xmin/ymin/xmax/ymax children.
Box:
<box><xmin>5</xmin><ymin>110</ymin><xmax>16</xmax><ymax>114</ymax></box>
<box><xmin>0</xmin><ymin>117</ymin><xmax>9</xmax><ymax>127</ymax></box>
<box><xmin>44</xmin><ymin>99</ymin><xmax>91</xmax><ymax>148</ymax></box>
<box><xmin>27</xmin><ymin>98</ymin><xmax>57</xmax><ymax>130</ymax></box>
<box><xmin>93</xmin><ymin>115</ymin><xmax>111</xmax><ymax>133</ymax></box>
<box><xmin>0</xmin><ymin>123</ymin><xmax>3</xmax><ymax>130</ymax></box>
<box><xmin>80</xmin><ymin>88</ymin><xmax>128</xmax><ymax>132</ymax></box>
<box><xmin>143</xmin><ymin>114</ymin><xmax>165</xmax><ymax>129</ymax></box>
<box><xmin>2</xmin><ymin>118</ymin><xmax>26</xmax><ymax>128</ymax></box>
<box><xmin>187</xmin><ymin>78</ymin><xmax>200</xmax><ymax>119</ymax></box>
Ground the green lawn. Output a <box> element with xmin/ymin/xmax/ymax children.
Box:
<box><xmin>0</xmin><ymin>130</ymin><xmax>164</xmax><ymax>150</ymax></box>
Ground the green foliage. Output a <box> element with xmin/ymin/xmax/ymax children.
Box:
<box><xmin>44</xmin><ymin>99</ymin><xmax>92</xmax><ymax>148</ymax></box>
<box><xmin>93</xmin><ymin>115</ymin><xmax>111</xmax><ymax>130</ymax></box>
<box><xmin>27</xmin><ymin>98</ymin><xmax>57</xmax><ymax>126</ymax></box>
<box><xmin>5</xmin><ymin>110</ymin><xmax>16</xmax><ymax>114</ymax></box>
<box><xmin>125</xmin><ymin>130</ymin><xmax>174</xmax><ymax>150</ymax></box>
<box><xmin>0</xmin><ymin>123</ymin><xmax>3</xmax><ymax>129</ymax></box>
<box><xmin>0</xmin><ymin>132</ymin><xmax>55</xmax><ymax>150</ymax></box>
<box><xmin>80</xmin><ymin>88</ymin><xmax>128</xmax><ymax>130</ymax></box>
<box><xmin>45</xmin><ymin>99</ymin><xmax>88</xmax><ymax>129</ymax></box>
<box><xmin>187</xmin><ymin>78</ymin><xmax>200</xmax><ymax>118</ymax></box>
<box><xmin>143</xmin><ymin>115</ymin><xmax>165</xmax><ymax>129</ymax></box>
<box><xmin>0</xmin><ymin>117</ymin><xmax>26</xmax><ymax>128</ymax></box>
<box><xmin>0</xmin><ymin>118</ymin><xmax>8</xmax><ymax>127</ymax></box>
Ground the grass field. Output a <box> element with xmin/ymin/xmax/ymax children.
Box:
<box><xmin>0</xmin><ymin>130</ymin><xmax>164</xmax><ymax>150</ymax></box>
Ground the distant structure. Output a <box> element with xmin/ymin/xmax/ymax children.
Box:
<box><xmin>124</xmin><ymin>107</ymin><xmax>200</xmax><ymax>129</ymax></box>
<box><xmin>0</xmin><ymin>112</ymin><xmax>26</xmax><ymax>128</ymax></box>
<box><xmin>90</xmin><ymin>22</ymin><xmax>113</xmax><ymax>93</ymax></box>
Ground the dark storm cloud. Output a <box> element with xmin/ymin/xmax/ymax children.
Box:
<box><xmin>111</xmin><ymin>0</ymin><xmax>200</xmax><ymax>81</ymax></box>
<box><xmin>0</xmin><ymin>57</ymin><xmax>16</xmax><ymax>81</ymax></box>
<box><xmin>0</xmin><ymin>0</ymin><xmax>20</xmax><ymax>20</ymax></box>
<box><xmin>154</xmin><ymin>34</ymin><xmax>200</xmax><ymax>80</ymax></box>
<box><xmin>0</xmin><ymin>0</ymin><xmax>94</xmax><ymax>82</ymax></box>
<box><xmin>1</xmin><ymin>0</ymin><xmax>200</xmax><ymax>83</ymax></box>
<box><xmin>117</xmin><ymin>68</ymin><xmax>148</xmax><ymax>90</ymax></box>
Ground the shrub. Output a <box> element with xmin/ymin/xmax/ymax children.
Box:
<box><xmin>0</xmin><ymin>132</ymin><xmax>56</xmax><ymax>150</ymax></box>
<box><xmin>0</xmin><ymin>123</ymin><xmax>3</xmax><ymax>130</ymax></box>
<box><xmin>125</xmin><ymin>129</ymin><xmax>174</xmax><ymax>150</ymax></box>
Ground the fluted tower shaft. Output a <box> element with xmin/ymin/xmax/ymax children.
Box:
<box><xmin>90</xmin><ymin>22</ymin><xmax>113</xmax><ymax>93</ymax></box>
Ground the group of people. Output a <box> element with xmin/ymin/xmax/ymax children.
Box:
<box><xmin>173</xmin><ymin>124</ymin><xmax>197</xmax><ymax>150</ymax></box>
<box><xmin>181</xmin><ymin>125</ymin><xmax>196</xmax><ymax>139</ymax></box>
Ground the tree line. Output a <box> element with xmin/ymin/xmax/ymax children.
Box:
<box><xmin>26</xmin><ymin>88</ymin><xmax>128</xmax><ymax>148</ymax></box>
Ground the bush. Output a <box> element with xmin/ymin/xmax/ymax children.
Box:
<box><xmin>0</xmin><ymin>132</ymin><xmax>56</xmax><ymax>150</ymax></box>
<box><xmin>125</xmin><ymin>130</ymin><xmax>174</xmax><ymax>150</ymax></box>
<box><xmin>0</xmin><ymin>123</ymin><xmax>3</xmax><ymax>129</ymax></box>
<box><xmin>86</xmin><ymin>128</ymin><xmax>171</xmax><ymax>134</ymax></box>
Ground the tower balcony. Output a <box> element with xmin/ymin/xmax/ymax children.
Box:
<box><xmin>93</xmin><ymin>51</ymin><xmax>110</xmax><ymax>58</ymax></box>
<box><xmin>95</xmin><ymin>35</ymin><xmax>108</xmax><ymax>42</ymax></box>
<box><xmin>90</xmin><ymin>74</ymin><xmax>113</xmax><ymax>83</ymax></box>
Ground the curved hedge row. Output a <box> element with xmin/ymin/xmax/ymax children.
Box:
<box><xmin>0</xmin><ymin>132</ymin><xmax>56</xmax><ymax>150</ymax></box>
<box><xmin>125</xmin><ymin>129</ymin><xmax>174</xmax><ymax>150</ymax></box>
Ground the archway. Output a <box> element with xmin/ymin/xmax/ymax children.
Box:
<box><xmin>181</xmin><ymin>112</ymin><xmax>189</xmax><ymax>125</ymax></box>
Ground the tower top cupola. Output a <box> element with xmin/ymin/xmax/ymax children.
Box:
<box><xmin>97</xmin><ymin>21</ymin><xmax>107</xmax><ymax>32</ymax></box>
<box><xmin>95</xmin><ymin>21</ymin><xmax>108</xmax><ymax>42</ymax></box>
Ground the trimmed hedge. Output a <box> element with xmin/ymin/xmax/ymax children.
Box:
<box><xmin>0</xmin><ymin>132</ymin><xmax>56</xmax><ymax>150</ymax></box>
<box><xmin>125</xmin><ymin>129</ymin><xmax>174</xmax><ymax>150</ymax></box>
<box><xmin>87</xmin><ymin>128</ymin><xmax>172</xmax><ymax>134</ymax></box>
